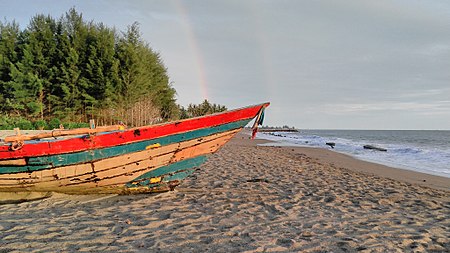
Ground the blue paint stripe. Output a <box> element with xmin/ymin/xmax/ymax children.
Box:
<box><xmin>0</xmin><ymin>164</ymin><xmax>52</xmax><ymax>174</ymax></box>
<box><xmin>126</xmin><ymin>156</ymin><xmax>207</xmax><ymax>188</ymax></box>
<box><xmin>0</xmin><ymin>119</ymin><xmax>248</xmax><ymax>174</ymax></box>
<box><xmin>162</xmin><ymin>168</ymin><xmax>197</xmax><ymax>182</ymax></box>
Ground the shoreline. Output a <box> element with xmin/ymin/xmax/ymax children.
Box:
<box><xmin>248</xmin><ymin>131</ymin><xmax>450</xmax><ymax>192</ymax></box>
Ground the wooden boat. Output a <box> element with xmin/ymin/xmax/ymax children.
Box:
<box><xmin>0</xmin><ymin>103</ymin><xmax>269</xmax><ymax>195</ymax></box>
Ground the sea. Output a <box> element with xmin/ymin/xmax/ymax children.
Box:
<box><xmin>256</xmin><ymin>129</ymin><xmax>450</xmax><ymax>178</ymax></box>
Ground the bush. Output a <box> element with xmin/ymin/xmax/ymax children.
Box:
<box><xmin>0</xmin><ymin>115</ymin><xmax>12</xmax><ymax>130</ymax></box>
<box><xmin>34</xmin><ymin>119</ymin><xmax>48</xmax><ymax>130</ymax></box>
<box><xmin>48</xmin><ymin>118</ymin><xmax>62</xmax><ymax>129</ymax></box>
<box><xmin>0</xmin><ymin>116</ymin><xmax>36</xmax><ymax>130</ymax></box>
<box><xmin>62</xmin><ymin>122</ymin><xmax>90</xmax><ymax>129</ymax></box>
<box><xmin>14</xmin><ymin>118</ymin><xmax>34</xmax><ymax>130</ymax></box>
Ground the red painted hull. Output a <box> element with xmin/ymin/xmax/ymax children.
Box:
<box><xmin>0</xmin><ymin>103</ymin><xmax>270</xmax><ymax>160</ymax></box>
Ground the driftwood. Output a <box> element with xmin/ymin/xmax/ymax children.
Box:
<box><xmin>3</xmin><ymin>125</ymin><xmax>124</xmax><ymax>143</ymax></box>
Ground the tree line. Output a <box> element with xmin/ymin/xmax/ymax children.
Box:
<box><xmin>0</xmin><ymin>8</ymin><xmax>226</xmax><ymax>130</ymax></box>
<box><xmin>179</xmin><ymin>99</ymin><xmax>227</xmax><ymax>119</ymax></box>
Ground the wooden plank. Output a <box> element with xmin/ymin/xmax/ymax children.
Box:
<box><xmin>4</xmin><ymin>125</ymin><xmax>123</xmax><ymax>142</ymax></box>
<box><xmin>171</xmin><ymin>131</ymin><xmax>234</xmax><ymax>163</ymax></box>
<box><xmin>0</xmin><ymin>159</ymin><xmax>27</xmax><ymax>166</ymax></box>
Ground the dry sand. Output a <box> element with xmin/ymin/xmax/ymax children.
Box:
<box><xmin>0</xmin><ymin>132</ymin><xmax>449</xmax><ymax>252</ymax></box>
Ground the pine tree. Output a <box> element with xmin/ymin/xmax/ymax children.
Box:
<box><xmin>16</xmin><ymin>14</ymin><xmax>58</xmax><ymax>119</ymax></box>
<box><xmin>0</xmin><ymin>8</ymin><xmax>181</xmax><ymax>128</ymax></box>
<box><xmin>0</xmin><ymin>20</ymin><xmax>20</xmax><ymax>114</ymax></box>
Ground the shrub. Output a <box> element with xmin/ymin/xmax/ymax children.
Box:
<box><xmin>0</xmin><ymin>115</ymin><xmax>12</xmax><ymax>130</ymax></box>
<box><xmin>14</xmin><ymin>118</ymin><xmax>34</xmax><ymax>130</ymax></box>
<box><xmin>48</xmin><ymin>118</ymin><xmax>62</xmax><ymax>129</ymax></box>
<box><xmin>62</xmin><ymin>122</ymin><xmax>90</xmax><ymax>129</ymax></box>
<box><xmin>34</xmin><ymin>119</ymin><xmax>48</xmax><ymax>130</ymax></box>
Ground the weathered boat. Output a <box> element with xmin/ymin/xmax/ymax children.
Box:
<box><xmin>0</xmin><ymin>103</ymin><xmax>269</xmax><ymax>195</ymax></box>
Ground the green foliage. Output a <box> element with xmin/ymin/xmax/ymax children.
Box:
<box><xmin>0</xmin><ymin>8</ymin><xmax>178</xmax><ymax>126</ymax></box>
<box><xmin>34</xmin><ymin>119</ymin><xmax>47</xmax><ymax>130</ymax></box>
<box><xmin>62</xmin><ymin>122</ymin><xmax>90</xmax><ymax>129</ymax></box>
<box><xmin>0</xmin><ymin>115</ymin><xmax>41</xmax><ymax>130</ymax></box>
<box><xmin>0</xmin><ymin>115</ymin><xmax>13</xmax><ymax>130</ymax></box>
<box><xmin>48</xmin><ymin>118</ymin><xmax>61</xmax><ymax>129</ymax></box>
<box><xmin>14</xmin><ymin>118</ymin><xmax>34</xmax><ymax>130</ymax></box>
<box><xmin>179</xmin><ymin>99</ymin><xmax>228</xmax><ymax>119</ymax></box>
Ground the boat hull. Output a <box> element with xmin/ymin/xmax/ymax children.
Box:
<box><xmin>0</xmin><ymin>103</ymin><xmax>269</xmax><ymax>194</ymax></box>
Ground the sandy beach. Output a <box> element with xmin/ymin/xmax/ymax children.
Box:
<box><xmin>0</xmin><ymin>131</ymin><xmax>449</xmax><ymax>252</ymax></box>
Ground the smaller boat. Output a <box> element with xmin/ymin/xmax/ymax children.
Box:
<box><xmin>0</xmin><ymin>102</ymin><xmax>269</xmax><ymax>195</ymax></box>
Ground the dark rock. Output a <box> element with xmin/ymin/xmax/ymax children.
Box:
<box><xmin>326</xmin><ymin>142</ymin><xmax>336</xmax><ymax>148</ymax></box>
<box><xmin>363</xmin><ymin>145</ymin><xmax>387</xmax><ymax>152</ymax></box>
<box><xmin>246</xmin><ymin>178</ymin><xmax>270</xmax><ymax>183</ymax></box>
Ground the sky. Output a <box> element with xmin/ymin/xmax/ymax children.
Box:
<box><xmin>1</xmin><ymin>0</ymin><xmax>450</xmax><ymax>130</ymax></box>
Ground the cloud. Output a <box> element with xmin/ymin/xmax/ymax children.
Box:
<box><xmin>398</xmin><ymin>88</ymin><xmax>450</xmax><ymax>99</ymax></box>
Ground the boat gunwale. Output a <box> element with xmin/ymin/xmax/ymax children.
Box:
<box><xmin>0</xmin><ymin>103</ymin><xmax>269</xmax><ymax>160</ymax></box>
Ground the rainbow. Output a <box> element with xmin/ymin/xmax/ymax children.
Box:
<box><xmin>173</xmin><ymin>0</ymin><xmax>209</xmax><ymax>100</ymax></box>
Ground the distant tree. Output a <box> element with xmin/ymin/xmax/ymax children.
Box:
<box><xmin>180</xmin><ymin>99</ymin><xmax>227</xmax><ymax>119</ymax></box>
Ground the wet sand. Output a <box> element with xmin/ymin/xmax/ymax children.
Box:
<box><xmin>0</xmin><ymin>131</ymin><xmax>449</xmax><ymax>252</ymax></box>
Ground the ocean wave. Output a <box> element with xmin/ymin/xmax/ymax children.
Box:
<box><xmin>258</xmin><ymin>130</ymin><xmax>450</xmax><ymax>178</ymax></box>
